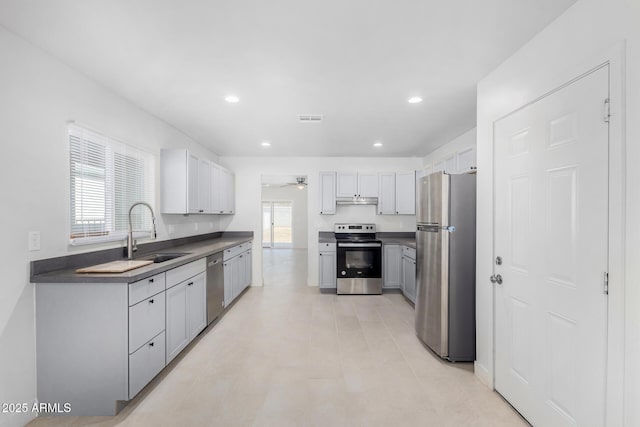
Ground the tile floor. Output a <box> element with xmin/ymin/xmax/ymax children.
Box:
<box><xmin>27</xmin><ymin>249</ymin><xmax>527</xmax><ymax>427</ymax></box>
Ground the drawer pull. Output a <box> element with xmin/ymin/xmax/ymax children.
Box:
<box><xmin>149</xmin><ymin>278</ymin><xmax>154</xmax><ymax>283</ymax></box>
<box><xmin>187</xmin><ymin>282</ymin><xmax>194</xmax><ymax>286</ymax></box>
<box><xmin>149</xmin><ymin>299</ymin><xmax>154</xmax><ymax>304</ymax></box>
<box><xmin>149</xmin><ymin>342</ymin><xmax>154</xmax><ymax>347</ymax></box>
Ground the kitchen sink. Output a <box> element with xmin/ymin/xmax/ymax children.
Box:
<box><xmin>143</xmin><ymin>252</ymin><xmax>191</xmax><ymax>263</ymax></box>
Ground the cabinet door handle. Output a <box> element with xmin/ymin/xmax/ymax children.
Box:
<box><xmin>149</xmin><ymin>278</ymin><xmax>154</xmax><ymax>283</ymax></box>
<box><xmin>187</xmin><ymin>282</ymin><xmax>194</xmax><ymax>286</ymax></box>
<box><xmin>149</xmin><ymin>342</ymin><xmax>154</xmax><ymax>347</ymax></box>
<box><xmin>149</xmin><ymin>299</ymin><xmax>154</xmax><ymax>304</ymax></box>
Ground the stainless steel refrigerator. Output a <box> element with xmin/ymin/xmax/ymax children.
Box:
<box><xmin>415</xmin><ymin>171</ymin><xmax>476</xmax><ymax>362</ymax></box>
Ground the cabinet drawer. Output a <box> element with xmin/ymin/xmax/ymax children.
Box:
<box><xmin>319</xmin><ymin>242</ymin><xmax>336</xmax><ymax>252</ymax></box>
<box><xmin>223</xmin><ymin>244</ymin><xmax>245</xmax><ymax>261</ymax></box>
<box><xmin>402</xmin><ymin>246</ymin><xmax>416</xmax><ymax>260</ymax></box>
<box><xmin>129</xmin><ymin>292</ymin><xmax>165</xmax><ymax>353</ymax></box>
<box><xmin>166</xmin><ymin>259</ymin><xmax>206</xmax><ymax>289</ymax></box>
<box><xmin>129</xmin><ymin>273</ymin><xmax>165</xmax><ymax>306</ymax></box>
<box><xmin>129</xmin><ymin>331</ymin><xmax>165</xmax><ymax>399</ymax></box>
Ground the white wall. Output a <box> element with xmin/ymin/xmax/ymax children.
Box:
<box><xmin>475</xmin><ymin>0</ymin><xmax>640</xmax><ymax>425</ymax></box>
<box><xmin>0</xmin><ymin>26</ymin><xmax>223</xmax><ymax>427</ymax></box>
<box><xmin>261</xmin><ymin>185</ymin><xmax>308</xmax><ymax>249</ymax></box>
<box><xmin>220</xmin><ymin>157</ymin><xmax>422</xmax><ymax>286</ymax></box>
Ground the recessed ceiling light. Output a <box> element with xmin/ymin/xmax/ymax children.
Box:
<box><xmin>408</xmin><ymin>96</ymin><xmax>422</xmax><ymax>104</ymax></box>
<box><xmin>261</xmin><ymin>141</ymin><xmax>271</xmax><ymax>147</ymax></box>
<box><xmin>225</xmin><ymin>95</ymin><xmax>239</xmax><ymax>103</ymax></box>
<box><xmin>373</xmin><ymin>142</ymin><xmax>383</xmax><ymax>147</ymax></box>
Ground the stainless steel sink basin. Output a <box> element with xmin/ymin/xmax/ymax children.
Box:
<box><xmin>143</xmin><ymin>252</ymin><xmax>190</xmax><ymax>263</ymax></box>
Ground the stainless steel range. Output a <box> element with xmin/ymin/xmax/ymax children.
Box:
<box><xmin>334</xmin><ymin>223</ymin><xmax>382</xmax><ymax>295</ymax></box>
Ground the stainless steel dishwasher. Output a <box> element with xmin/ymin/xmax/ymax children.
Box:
<box><xmin>206</xmin><ymin>252</ymin><xmax>224</xmax><ymax>324</ymax></box>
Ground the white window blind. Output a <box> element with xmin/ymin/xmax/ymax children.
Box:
<box><xmin>69</xmin><ymin>123</ymin><xmax>155</xmax><ymax>245</ymax></box>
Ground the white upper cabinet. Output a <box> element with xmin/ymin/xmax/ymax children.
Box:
<box><xmin>395</xmin><ymin>171</ymin><xmax>415</xmax><ymax>215</ymax></box>
<box><xmin>425</xmin><ymin>145</ymin><xmax>477</xmax><ymax>176</ymax></box>
<box><xmin>378</xmin><ymin>172</ymin><xmax>396</xmax><ymax>215</ymax></box>
<box><xmin>211</xmin><ymin>163</ymin><xmax>234</xmax><ymax>214</ymax></box>
<box><xmin>187</xmin><ymin>153</ymin><xmax>200</xmax><ymax>213</ymax></box>
<box><xmin>357</xmin><ymin>173</ymin><xmax>379</xmax><ymax>197</ymax></box>
<box><xmin>211</xmin><ymin>164</ymin><xmax>225</xmax><ymax>213</ymax></box>
<box><xmin>336</xmin><ymin>172</ymin><xmax>357</xmax><ymax>197</ymax></box>
<box><xmin>197</xmin><ymin>159</ymin><xmax>211</xmax><ymax>213</ymax></box>
<box><xmin>319</xmin><ymin>172</ymin><xmax>336</xmax><ymax>215</ymax></box>
<box><xmin>336</xmin><ymin>172</ymin><xmax>378</xmax><ymax>198</ymax></box>
<box><xmin>224</xmin><ymin>169</ymin><xmax>235</xmax><ymax>214</ymax></box>
<box><xmin>456</xmin><ymin>146</ymin><xmax>477</xmax><ymax>173</ymax></box>
<box><xmin>321</xmin><ymin>170</ymin><xmax>416</xmax><ymax>216</ymax></box>
<box><xmin>443</xmin><ymin>154</ymin><xmax>457</xmax><ymax>174</ymax></box>
<box><xmin>161</xmin><ymin>149</ymin><xmax>234</xmax><ymax>215</ymax></box>
<box><xmin>433</xmin><ymin>161</ymin><xmax>444</xmax><ymax>173</ymax></box>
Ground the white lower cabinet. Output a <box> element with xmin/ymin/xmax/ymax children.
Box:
<box><xmin>318</xmin><ymin>243</ymin><xmax>337</xmax><ymax>289</ymax></box>
<box><xmin>129</xmin><ymin>331</ymin><xmax>165</xmax><ymax>399</ymax></box>
<box><xmin>187</xmin><ymin>273</ymin><xmax>207</xmax><ymax>341</ymax></box>
<box><xmin>166</xmin><ymin>281</ymin><xmax>189</xmax><ymax>363</ymax></box>
<box><xmin>401</xmin><ymin>246</ymin><xmax>417</xmax><ymax>303</ymax></box>
<box><xmin>223</xmin><ymin>243</ymin><xmax>253</xmax><ymax>307</ymax></box>
<box><xmin>129</xmin><ymin>291</ymin><xmax>165</xmax><ymax>353</ymax></box>
<box><xmin>223</xmin><ymin>257</ymin><xmax>235</xmax><ymax>307</ymax></box>
<box><xmin>383</xmin><ymin>244</ymin><xmax>401</xmax><ymax>289</ymax></box>
<box><xmin>34</xmin><ymin>249</ymin><xmax>245</xmax><ymax>416</ymax></box>
<box><xmin>166</xmin><ymin>270</ymin><xmax>206</xmax><ymax>363</ymax></box>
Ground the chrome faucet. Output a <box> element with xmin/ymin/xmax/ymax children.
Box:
<box><xmin>127</xmin><ymin>202</ymin><xmax>157</xmax><ymax>260</ymax></box>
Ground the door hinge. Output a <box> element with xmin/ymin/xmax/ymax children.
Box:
<box><xmin>604</xmin><ymin>98</ymin><xmax>611</xmax><ymax>123</ymax></box>
<box><xmin>603</xmin><ymin>272</ymin><xmax>609</xmax><ymax>295</ymax></box>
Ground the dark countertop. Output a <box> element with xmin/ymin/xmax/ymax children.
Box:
<box><xmin>318</xmin><ymin>231</ymin><xmax>336</xmax><ymax>243</ymax></box>
<box><xmin>31</xmin><ymin>233</ymin><xmax>253</xmax><ymax>284</ymax></box>
<box><xmin>378</xmin><ymin>237</ymin><xmax>416</xmax><ymax>249</ymax></box>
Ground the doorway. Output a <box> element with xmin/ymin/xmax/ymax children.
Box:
<box><xmin>261</xmin><ymin>175</ymin><xmax>308</xmax><ymax>287</ymax></box>
<box><xmin>493</xmin><ymin>65</ymin><xmax>609</xmax><ymax>426</ymax></box>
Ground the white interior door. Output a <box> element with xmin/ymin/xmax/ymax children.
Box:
<box><xmin>494</xmin><ymin>65</ymin><xmax>609</xmax><ymax>426</ymax></box>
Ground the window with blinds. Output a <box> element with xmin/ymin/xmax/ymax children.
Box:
<box><xmin>69</xmin><ymin>124</ymin><xmax>155</xmax><ymax>245</ymax></box>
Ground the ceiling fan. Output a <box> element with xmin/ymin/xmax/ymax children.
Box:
<box><xmin>281</xmin><ymin>177</ymin><xmax>308</xmax><ymax>190</ymax></box>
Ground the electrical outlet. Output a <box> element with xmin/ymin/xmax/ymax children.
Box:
<box><xmin>29</xmin><ymin>231</ymin><xmax>41</xmax><ymax>251</ymax></box>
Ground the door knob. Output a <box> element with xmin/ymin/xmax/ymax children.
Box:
<box><xmin>490</xmin><ymin>274</ymin><xmax>503</xmax><ymax>285</ymax></box>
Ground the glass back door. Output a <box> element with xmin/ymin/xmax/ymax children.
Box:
<box><xmin>262</xmin><ymin>201</ymin><xmax>293</xmax><ymax>248</ymax></box>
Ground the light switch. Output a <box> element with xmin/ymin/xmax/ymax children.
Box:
<box><xmin>29</xmin><ymin>231</ymin><xmax>41</xmax><ymax>251</ymax></box>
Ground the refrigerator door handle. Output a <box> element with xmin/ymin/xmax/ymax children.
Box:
<box><xmin>417</xmin><ymin>224</ymin><xmax>440</xmax><ymax>232</ymax></box>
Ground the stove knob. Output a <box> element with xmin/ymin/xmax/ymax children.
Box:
<box><xmin>341</xmin><ymin>271</ymin><xmax>346</xmax><ymax>276</ymax></box>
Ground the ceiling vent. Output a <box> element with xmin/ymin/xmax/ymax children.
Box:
<box><xmin>298</xmin><ymin>114</ymin><xmax>323</xmax><ymax>123</ymax></box>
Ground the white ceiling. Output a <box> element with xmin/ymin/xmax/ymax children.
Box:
<box><xmin>0</xmin><ymin>0</ymin><xmax>576</xmax><ymax>157</ymax></box>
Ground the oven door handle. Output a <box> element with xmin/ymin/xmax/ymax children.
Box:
<box><xmin>337</xmin><ymin>242</ymin><xmax>382</xmax><ymax>248</ymax></box>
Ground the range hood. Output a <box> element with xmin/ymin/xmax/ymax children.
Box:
<box><xmin>336</xmin><ymin>196</ymin><xmax>378</xmax><ymax>205</ymax></box>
